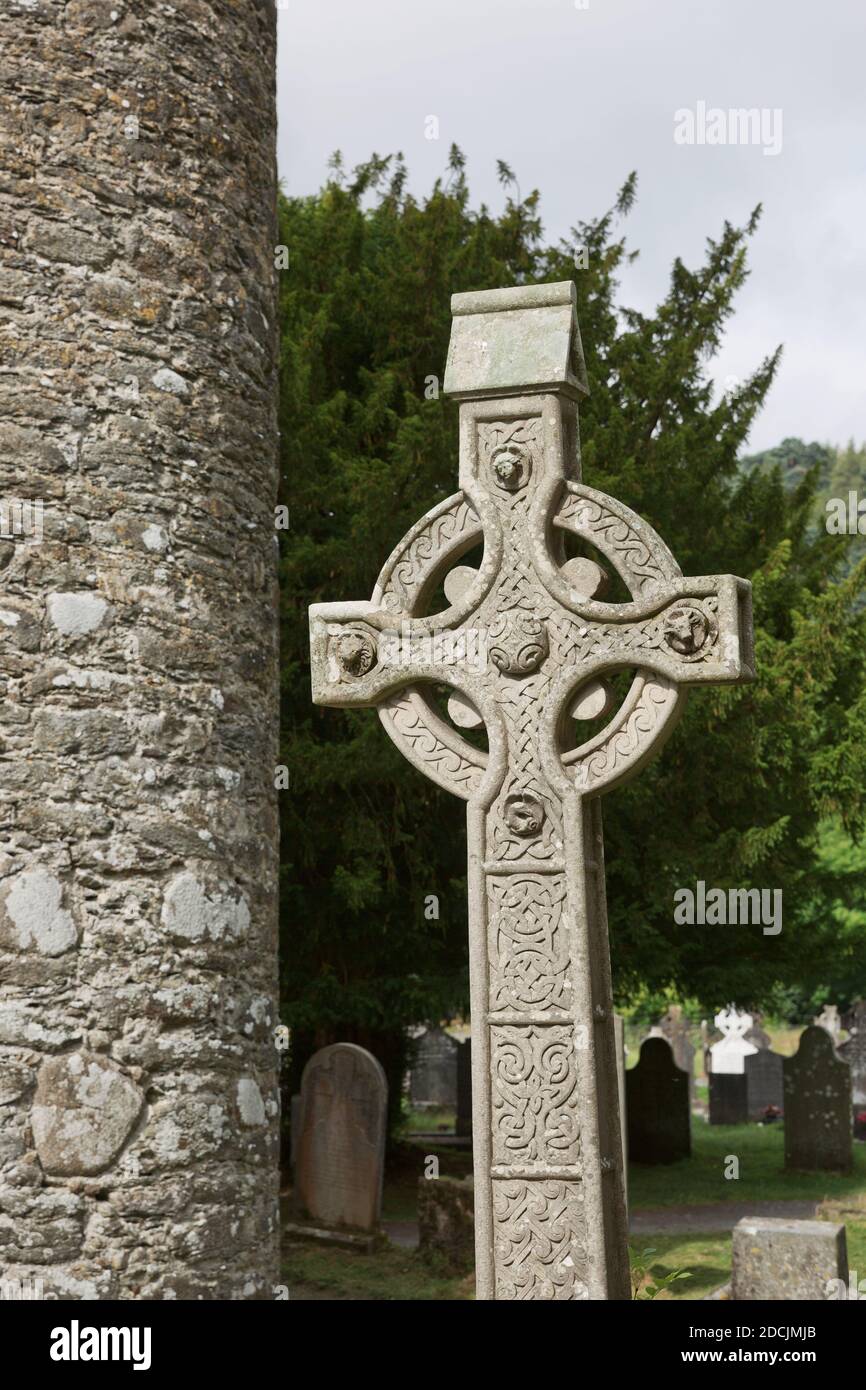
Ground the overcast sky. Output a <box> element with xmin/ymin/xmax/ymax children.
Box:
<box><xmin>277</xmin><ymin>0</ymin><xmax>865</xmax><ymax>455</ymax></box>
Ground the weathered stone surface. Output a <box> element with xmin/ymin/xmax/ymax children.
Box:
<box><xmin>31</xmin><ymin>1052</ymin><xmax>143</xmax><ymax>1177</ymax></box>
<box><xmin>418</xmin><ymin>1175</ymin><xmax>475</xmax><ymax>1273</ymax></box>
<box><xmin>0</xmin><ymin>0</ymin><xmax>280</xmax><ymax>1298</ymax></box>
<box><xmin>295</xmin><ymin>1044</ymin><xmax>387</xmax><ymax>1234</ymax></box>
<box><xmin>745</xmin><ymin>1048</ymin><xmax>784</xmax><ymax>1121</ymax></box>
<box><xmin>614</xmin><ymin>1013</ymin><xmax>628</xmax><ymax>1208</ymax></box>
<box><xmin>784</xmin><ymin>1026</ymin><xmax>853</xmax><ymax>1172</ymax></box>
<box><xmin>0</xmin><ymin>868</ymin><xmax>77</xmax><ymax>956</ymax></box>
<box><xmin>309</xmin><ymin>282</ymin><xmax>755</xmax><ymax>1299</ymax></box>
<box><xmin>837</xmin><ymin>1000</ymin><xmax>866</xmax><ymax>1135</ymax></box>
<box><xmin>731</xmin><ymin>1217</ymin><xmax>848</xmax><ymax>1300</ymax></box>
<box><xmin>626</xmin><ymin>1037</ymin><xmax>690</xmax><ymax>1163</ymax></box>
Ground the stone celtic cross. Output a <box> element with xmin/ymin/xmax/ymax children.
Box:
<box><xmin>309</xmin><ymin>283</ymin><xmax>755</xmax><ymax>1300</ymax></box>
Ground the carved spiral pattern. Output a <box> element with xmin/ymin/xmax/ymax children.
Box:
<box><xmin>491</xmin><ymin>1026</ymin><xmax>580</xmax><ymax>1166</ymax></box>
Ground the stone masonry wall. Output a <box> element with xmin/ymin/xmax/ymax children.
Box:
<box><xmin>0</xmin><ymin>0</ymin><xmax>280</xmax><ymax>1298</ymax></box>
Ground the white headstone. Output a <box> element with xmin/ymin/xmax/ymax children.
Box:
<box><xmin>710</xmin><ymin>1007</ymin><xmax>758</xmax><ymax>1075</ymax></box>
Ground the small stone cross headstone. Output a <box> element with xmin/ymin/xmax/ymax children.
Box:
<box><xmin>814</xmin><ymin>1003</ymin><xmax>842</xmax><ymax>1044</ymax></box>
<box><xmin>626</xmin><ymin>1036</ymin><xmax>690</xmax><ymax>1163</ymax></box>
<box><xmin>744</xmin><ymin>1047</ymin><xmax>784</xmax><ymax>1121</ymax></box>
<box><xmin>295</xmin><ymin>1043</ymin><xmax>387</xmax><ymax>1232</ymax></box>
<box><xmin>309</xmin><ymin>281</ymin><xmax>755</xmax><ymax>1299</ymax></box>
<box><xmin>709</xmin><ymin>1006</ymin><xmax>758</xmax><ymax>1074</ymax></box>
<box><xmin>409</xmin><ymin>1026</ymin><xmax>459</xmax><ymax>1109</ymax></box>
<box><xmin>783</xmin><ymin>1026</ymin><xmax>852</xmax><ymax>1173</ymax></box>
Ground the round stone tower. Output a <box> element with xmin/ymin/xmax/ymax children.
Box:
<box><xmin>0</xmin><ymin>0</ymin><xmax>280</xmax><ymax>1298</ymax></box>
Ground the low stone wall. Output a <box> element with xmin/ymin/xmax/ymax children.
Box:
<box><xmin>417</xmin><ymin>1176</ymin><xmax>475</xmax><ymax>1273</ymax></box>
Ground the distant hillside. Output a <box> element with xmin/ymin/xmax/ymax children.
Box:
<box><xmin>741</xmin><ymin>437</ymin><xmax>865</xmax><ymax>577</ymax></box>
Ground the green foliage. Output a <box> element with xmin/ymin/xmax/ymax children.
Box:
<box><xmin>629</xmin><ymin>1246</ymin><xmax>692</xmax><ymax>1300</ymax></box>
<box><xmin>278</xmin><ymin>149</ymin><xmax>866</xmax><ymax>1080</ymax></box>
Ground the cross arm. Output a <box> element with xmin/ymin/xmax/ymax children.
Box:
<box><xmin>545</xmin><ymin>571</ymin><xmax>755</xmax><ymax>702</ymax></box>
<box><xmin>309</xmin><ymin>600</ymin><xmax>489</xmax><ymax>710</ymax></box>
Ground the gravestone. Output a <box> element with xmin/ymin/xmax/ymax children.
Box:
<box><xmin>656</xmin><ymin>1005</ymin><xmax>696</xmax><ymax>1104</ymax></box>
<box><xmin>709</xmin><ymin>1070</ymin><xmax>748</xmax><ymax>1125</ymax></box>
<box><xmin>783</xmin><ymin>1026</ymin><xmax>852</xmax><ymax>1173</ymax></box>
<box><xmin>744</xmin><ymin>1048</ymin><xmax>784</xmax><ymax>1121</ymax></box>
<box><xmin>814</xmin><ymin>1003</ymin><xmax>842</xmax><ymax>1044</ymax></box>
<box><xmin>626</xmin><ymin>1037</ymin><xmax>690</xmax><ymax>1163</ymax></box>
<box><xmin>745</xmin><ymin>1013</ymin><xmax>771</xmax><ymax>1051</ymax></box>
<box><xmin>456</xmin><ymin>1037</ymin><xmax>472</xmax><ymax>1138</ymax></box>
<box><xmin>309</xmin><ymin>281</ymin><xmax>755</xmax><ymax>1299</ymax></box>
<box><xmin>409</xmin><ymin>1026</ymin><xmax>459</xmax><ymax>1108</ymax></box>
<box><xmin>709</xmin><ymin>1007</ymin><xmax>758</xmax><ymax>1074</ymax></box>
<box><xmin>837</xmin><ymin>1001</ymin><xmax>866</xmax><ymax>1137</ymax></box>
<box><xmin>732</xmin><ymin>1217</ymin><xmax>848</xmax><ymax>1300</ymax></box>
<box><xmin>295</xmin><ymin>1043</ymin><xmax>387</xmax><ymax>1232</ymax></box>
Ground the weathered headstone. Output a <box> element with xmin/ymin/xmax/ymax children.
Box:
<box><xmin>295</xmin><ymin>1043</ymin><xmax>387</xmax><ymax>1232</ymax></box>
<box><xmin>842</xmin><ymin>998</ymin><xmax>866</xmax><ymax>1032</ymax></box>
<box><xmin>656</xmin><ymin>1005</ymin><xmax>696</xmax><ymax>1104</ymax></box>
<box><xmin>409</xmin><ymin>1026</ymin><xmax>459</xmax><ymax>1109</ymax></box>
<box><xmin>745</xmin><ymin>1013</ymin><xmax>772</xmax><ymax>1051</ymax></box>
<box><xmin>626</xmin><ymin>1037</ymin><xmax>690</xmax><ymax>1163</ymax></box>
<box><xmin>709</xmin><ymin>1070</ymin><xmax>748</xmax><ymax>1125</ymax></box>
<box><xmin>309</xmin><ymin>281</ymin><xmax>755</xmax><ymax>1299</ymax></box>
<box><xmin>745</xmin><ymin>1048</ymin><xmax>784</xmax><ymax>1121</ymax></box>
<box><xmin>710</xmin><ymin>1007</ymin><xmax>758</xmax><ymax>1074</ymax></box>
<box><xmin>732</xmin><ymin>1217</ymin><xmax>848</xmax><ymax>1300</ymax></box>
<box><xmin>456</xmin><ymin>1037</ymin><xmax>472</xmax><ymax>1138</ymax></box>
<box><xmin>783</xmin><ymin>1026</ymin><xmax>852</xmax><ymax>1172</ymax></box>
<box><xmin>837</xmin><ymin>1002</ymin><xmax>866</xmax><ymax>1137</ymax></box>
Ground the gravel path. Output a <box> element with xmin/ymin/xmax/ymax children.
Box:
<box><xmin>628</xmin><ymin>1199</ymin><xmax>818</xmax><ymax>1234</ymax></box>
<box><xmin>382</xmin><ymin>1198</ymin><xmax>820</xmax><ymax>1249</ymax></box>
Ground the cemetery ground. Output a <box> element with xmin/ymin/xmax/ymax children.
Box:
<box><xmin>282</xmin><ymin>1115</ymin><xmax>866</xmax><ymax>1301</ymax></box>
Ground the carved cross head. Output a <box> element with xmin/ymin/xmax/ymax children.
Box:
<box><xmin>309</xmin><ymin>281</ymin><xmax>754</xmax><ymax>810</ymax></box>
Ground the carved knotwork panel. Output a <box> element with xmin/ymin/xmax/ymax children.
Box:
<box><xmin>488</xmin><ymin>874</ymin><xmax>570</xmax><ymax>1017</ymax></box>
<box><xmin>493</xmin><ymin>1180</ymin><xmax>589</xmax><ymax>1300</ymax></box>
<box><xmin>491</xmin><ymin>1024</ymin><xmax>581</xmax><ymax>1168</ymax></box>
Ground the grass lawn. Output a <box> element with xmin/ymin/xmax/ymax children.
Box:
<box><xmin>282</xmin><ymin>1242</ymin><xmax>473</xmax><ymax>1301</ymax></box>
<box><xmin>282</xmin><ymin>1220</ymin><xmax>866</xmax><ymax>1301</ymax></box>
<box><xmin>282</xmin><ymin>1119</ymin><xmax>866</xmax><ymax>1300</ymax></box>
<box><xmin>629</xmin><ymin>1116</ymin><xmax>866</xmax><ymax>1209</ymax></box>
